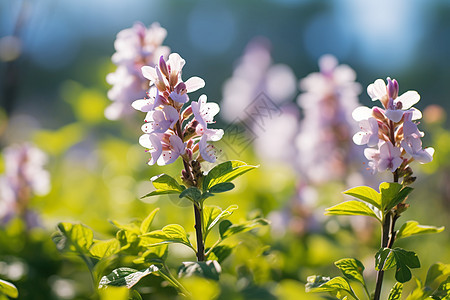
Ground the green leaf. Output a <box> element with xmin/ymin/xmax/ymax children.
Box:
<box><xmin>208</xmin><ymin>182</ymin><xmax>235</xmax><ymax>193</ymax></box>
<box><xmin>140</xmin><ymin>224</ymin><xmax>194</xmax><ymax>250</ymax></box>
<box><xmin>98</xmin><ymin>265</ymin><xmax>160</xmax><ymax>289</ymax></box>
<box><xmin>110</xmin><ymin>220</ymin><xmax>140</xmax><ymax>234</ymax></box>
<box><xmin>89</xmin><ymin>239</ymin><xmax>121</xmax><ymax>259</ymax></box>
<box><xmin>379</xmin><ymin>182</ymin><xmax>413</xmax><ymax>211</ymax></box>
<box><xmin>375</xmin><ymin>248</ymin><xmax>420</xmax><ymax>283</ymax></box>
<box><xmin>206</xmin><ymin>245</ymin><xmax>233</xmax><ymax>264</ymax></box>
<box><xmin>432</xmin><ymin>276</ymin><xmax>450</xmax><ymax>299</ymax></box>
<box><xmin>141</xmin><ymin>174</ymin><xmax>185</xmax><ymax>198</ymax></box>
<box><xmin>54</xmin><ymin>222</ymin><xmax>94</xmax><ymax>253</ymax></box>
<box><xmin>203</xmin><ymin>205</ymin><xmax>238</xmax><ymax>240</ymax></box>
<box><xmin>140</xmin><ymin>208</ymin><xmax>160</xmax><ymax>234</ymax></box>
<box><xmin>219</xmin><ymin>218</ymin><xmax>269</xmax><ymax>240</ymax></box>
<box><xmin>133</xmin><ymin>244</ymin><xmax>168</xmax><ymax>264</ymax></box>
<box><xmin>396</xmin><ymin>221</ymin><xmax>445</xmax><ymax>240</ymax></box>
<box><xmin>98</xmin><ymin>286</ymin><xmax>129</xmax><ymax>300</ymax></box>
<box><xmin>388</xmin><ymin>282</ymin><xmax>403</xmax><ymax>300</ymax></box>
<box><xmin>305</xmin><ymin>276</ymin><xmax>354</xmax><ymax>296</ymax></box>
<box><xmin>343</xmin><ymin>186</ymin><xmax>382</xmax><ymax>209</ymax></box>
<box><xmin>178</xmin><ymin>260</ymin><xmax>221</xmax><ymax>281</ymax></box>
<box><xmin>334</xmin><ymin>258</ymin><xmax>366</xmax><ymax>287</ymax></box>
<box><xmin>426</xmin><ymin>263</ymin><xmax>450</xmax><ymax>287</ymax></box>
<box><xmin>0</xmin><ymin>279</ymin><xmax>18</xmax><ymax>298</ymax></box>
<box><xmin>179</xmin><ymin>187</ymin><xmax>202</xmax><ymax>202</ymax></box>
<box><xmin>325</xmin><ymin>200</ymin><xmax>381</xmax><ymax>222</ymax></box>
<box><xmin>202</xmin><ymin>160</ymin><xmax>258</xmax><ymax>192</ymax></box>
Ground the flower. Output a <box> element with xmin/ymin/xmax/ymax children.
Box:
<box><xmin>141</xmin><ymin>105</ymin><xmax>179</xmax><ymax>133</ymax></box>
<box><xmin>354</xmin><ymin>77</ymin><xmax>434</xmax><ymax>180</ymax></box>
<box><xmin>106</xmin><ymin>22</ymin><xmax>170</xmax><ymax>120</ymax></box>
<box><xmin>353</xmin><ymin>117</ymin><xmax>379</xmax><ymax>147</ymax></box>
<box><xmin>191</xmin><ymin>94</ymin><xmax>220</xmax><ymax>129</ymax></box>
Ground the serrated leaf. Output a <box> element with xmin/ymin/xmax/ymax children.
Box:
<box><xmin>397</xmin><ymin>221</ymin><xmax>445</xmax><ymax>240</ymax></box>
<box><xmin>343</xmin><ymin>186</ymin><xmax>382</xmax><ymax>209</ymax></box>
<box><xmin>388</xmin><ymin>282</ymin><xmax>403</xmax><ymax>300</ymax></box>
<box><xmin>179</xmin><ymin>187</ymin><xmax>202</xmax><ymax>202</ymax></box>
<box><xmin>325</xmin><ymin>200</ymin><xmax>381</xmax><ymax>222</ymax></box>
<box><xmin>219</xmin><ymin>218</ymin><xmax>269</xmax><ymax>240</ymax></box>
<box><xmin>0</xmin><ymin>279</ymin><xmax>18</xmax><ymax>298</ymax></box>
<box><xmin>305</xmin><ymin>276</ymin><xmax>353</xmax><ymax>295</ymax></box>
<box><xmin>140</xmin><ymin>208</ymin><xmax>159</xmax><ymax>234</ymax></box>
<box><xmin>206</xmin><ymin>245</ymin><xmax>233</xmax><ymax>264</ymax></box>
<box><xmin>98</xmin><ymin>265</ymin><xmax>160</xmax><ymax>289</ymax></box>
<box><xmin>202</xmin><ymin>160</ymin><xmax>258</xmax><ymax>192</ymax></box>
<box><xmin>178</xmin><ymin>261</ymin><xmax>221</xmax><ymax>281</ymax></box>
<box><xmin>142</xmin><ymin>174</ymin><xmax>185</xmax><ymax>198</ymax></box>
<box><xmin>208</xmin><ymin>182</ymin><xmax>235</xmax><ymax>193</ymax></box>
<box><xmin>89</xmin><ymin>239</ymin><xmax>121</xmax><ymax>259</ymax></box>
<box><xmin>140</xmin><ymin>224</ymin><xmax>194</xmax><ymax>250</ymax></box>
<box><xmin>379</xmin><ymin>182</ymin><xmax>413</xmax><ymax>211</ymax></box>
<box><xmin>54</xmin><ymin>222</ymin><xmax>94</xmax><ymax>253</ymax></box>
<box><xmin>376</xmin><ymin>248</ymin><xmax>420</xmax><ymax>283</ymax></box>
<box><xmin>334</xmin><ymin>258</ymin><xmax>366</xmax><ymax>287</ymax></box>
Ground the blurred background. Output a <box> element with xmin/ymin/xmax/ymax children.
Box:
<box><xmin>1</xmin><ymin>0</ymin><xmax>450</xmax><ymax>299</ymax></box>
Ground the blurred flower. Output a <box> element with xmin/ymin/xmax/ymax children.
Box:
<box><xmin>296</xmin><ymin>54</ymin><xmax>362</xmax><ymax>183</ymax></box>
<box><xmin>0</xmin><ymin>143</ymin><xmax>50</xmax><ymax>227</ymax></box>
<box><xmin>106</xmin><ymin>22</ymin><xmax>170</xmax><ymax>120</ymax></box>
<box><xmin>353</xmin><ymin>77</ymin><xmax>434</xmax><ymax>181</ymax></box>
<box><xmin>133</xmin><ymin>53</ymin><xmax>222</xmax><ymax>166</ymax></box>
<box><xmin>221</xmin><ymin>37</ymin><xmax>297</xmax><ymax>122</ymax></box>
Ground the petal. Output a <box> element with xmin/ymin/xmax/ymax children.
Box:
<box><xmin>169</xmin><ymin>135</ymin><xmax>186</xmax><ymax>155</ymax></box>
<box><xmin>142</xmin><ymin>66</ymin><xmax>157</xmax><ymax>82</ymax></box>
<box><xmin>169</xmin><ymin>91</ymin><xmax>189</xmax><ymax>103</ymax></box>
<box><xmin>385</xmin><ymin>109</ymin><xmax>404</xmax><ymax>122</ymax></box>
<box><xmin>168</xmin><ymin>53</ymin><xmax>185</xmax><ymax>73</ymax></box>
<box><xmin>132</xmin><ymin>99</ymin><xmax>154</xmax><ymax>112</ymax></box>
<box><xmin>202</xmin><ymin>103</ymin><xmax>220</xmax><ymax>123</ymax></box>
<box><xmin>396</xmin><ymin>90</ymin><xmax>420</xmax><ymax>109</ymax></box>
<box><xmin>352</xmin><ymin>106</ymin><xmax>373</xmax><ymax>121</ymax></box>
<box><xmin>367</xmin><ymin>79</ymin><xmax>386</xmax><ymax>100</ymax></box>
<box><xmin>185</xmin><ymin>76</ymin><xmax>205</xmax><ymax>93</ymax></box>
<box><xmin>410</xmin><ymin>108</ymin><xmax>422</xmax><ymax>120</ymax></box>
<box><xmin>353</xmin><ymin>132</ymin><xmax>369</xmax><ymax>145</ymax></box>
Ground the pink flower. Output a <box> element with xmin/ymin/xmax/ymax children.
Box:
<box><xmin>139</xmin><ymin>133</ymin><xmax>163</xmax><ymax>165</ymax></box>
<box><xmin>377</xmin><ymin>141</ymin><xmax>403</xmax><ymax>173</ymax></box>
<box><xmin>157</xmin><ymin>135</ymin><xmax>186</xmax><ymax>166</ymax></box>
<box><xmin>401</xmin><ymin>136</ymin><xmax>434</xmax><ymax>164</ymax></box>
<box><xmin>353</xmin><ymin>117</ymin><xmax>379</xmax><ymax>147</ymax></box>
<box><xmin>191</xmin><ymin>94</ymin><xmax>220</xmax><ymax>129</ymax></box>
<box><xmin>141</xmin><ymin>105</ymin><xmax>179</xmax><ymax>133</ymax></box>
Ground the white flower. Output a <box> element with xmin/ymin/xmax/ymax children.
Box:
<box><xmin>377</xmin><ymin>141</ymin><xmax>403</xmax><ymax>173</ymax></box>
<box><xmin>139</xmin><ymin>133</ymin><xmax>163</xmax><ymax>165</ymax></box>
<box><xmin>353</xmin><ymin>117</ymin><xmax>379</xmax><ymax>147</ymax></box>
<box><xmin>401</xmin><ymin>136</ymin><xmax>434</xmax><ymax>164</ymax></box>
<box><xmin>191</xmin><ymin>94</ymin><xmax>220</xmax><ymax>129</ymax></box>
<box><xmin>157</xmin><ymin>135</ymin><xmax>186</xmax><ymax>166</ymax></box>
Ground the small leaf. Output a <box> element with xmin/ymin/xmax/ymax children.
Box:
<box><xmin>142</xmin><ymin>174</ymin><xmax>185</xmax><ymax>198</ymax></box>
<box><xmin>343</xmin><ymin>186</ymin><xmax>382</xmax><ymax>209</ymax></box>
<box><xmin>140</xmin><ymin>208</ymin><xmax>160</xmax><ymax>234</ymax></box>
<box><xmin>388</xmin><ymin>282</ymin><xmax>403</xmax><ymax>300</ymax></box>
<box><xmin>54</xmin><ymin>222</ymin><xmax>94</xmax><ymax>253</ymax></box>
<box><xmin>208</xmin><ymin>182</ymin><xmax>235</xmax><ymax>193</ymax></box>
<box><xmin>133</xmin><ymin>244</ymin><xmax>168</xmax><ymax>264</ymax></box>
<box><xmin>219</xmin><ymin>218</ymin><xmax>269</xmax><ymax>240</ymax></box>
<box><xmin>305</xmin><ymin>276</ymin><xmax>353</xmax><ymax>295</ymax></box>
<box><xmin>375</xmin><ymin>248</ymin><xmax>420</xmax><ymax>283</ymax></box>
<box><xmin>379</xmin><ymin>182</ymin><xmax>413</xmax><ymax>211</ymax></box>
<box><xmin>179</xmin><ymin>187</ymin><xmax>202</xmax><ymax>202</ymax></box>
<box><xmin>325</xmin><ymin>200</ymin><xmax>381</xmax><ymax>222</ymax></box>
<box><xmin>397</xmin><ymin>221</ymin><xmax>444</xmax><ymax>240</ymax></box>
<box><xmin>98</xmin><ymin>265</ymin><xmax>160</xmax><ymax>289</ymax></box>
<box><xmin>178</xmin><ymin>261</ymin><xmax>222</xmax><ymax>281</ymax></box>
<box><xmin>425</xmin><ymin>263</ymin><xmax>450</xmax><ymax>287</ymax></box>
<box><xmin>206</xmin><ymin>245</ymin><xmax>233</xmax><ymax>264</ymax></box>
<box><xmin>204</xmin><ymin>205</ymin><xmax>238</xmax><ymax>238</ymax></box>
<box><xmin>89</xmin><ymin>239</ymin><xmax>121</xmax><ymax>259</ymax></box>
<box><xmin>140</xmin><ymin>224</ymin><xmax>194</xmax><ymax>250</ymax></box>
<box><xmin>0</xmin><ymin>279</ymin><xmax>18</xmax><ymax>298</ymax></box>
<box><xmin>334</xmin><ymin>258</ymin><xmax>366</xmax><ymax>287</ymax></box>
<box><xmin>202</xmin><ymin>160</ymin><xmax>258</xmax><ymax>192</ymax></box>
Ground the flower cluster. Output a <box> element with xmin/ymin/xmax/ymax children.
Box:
<box><xmin>353</xmin><ymin>77</ymin><xmax>434</xmax><ymax>181</ymax></box>
<box><xmin>106</xmin><ymin>22</ymin><xmax>170</xmax><ymax>120</ymax></box>
<box><xmin>296</xmin><ymin>55</ymin><xmax>362</xmax><ymax>183</ymax></box>
<box><xmin>132</xmin><ymin>53</ymin><xmax>223</xmax><ymax>173</ymax></box>
<box><xmin>0</xmin><ymin>143</ymin><xmax>50</xmax><ymax>226</ymax></box>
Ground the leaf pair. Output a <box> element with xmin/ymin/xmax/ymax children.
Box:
<box><xmin>375</xmin><ymin>247</ymin><xmax>421</xmax><ymax>283</ymax></box>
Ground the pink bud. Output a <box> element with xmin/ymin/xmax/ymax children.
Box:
<box><xmin>159</xmin><ymin>56</ymin><xmax>169</xmax><ymax>77</ymax></box>
<box><xmin>387</xmin><ymin>77</ymin><xmax>399</xmax><ymax>99</ymax></box>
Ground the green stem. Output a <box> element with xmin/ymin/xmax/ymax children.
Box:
<box><xmin>204</xmin><ymin>238</ymin><xmax>222</xmax><ymax>257</ymax></box>
<box><xmin>159</xmin><ymin>265</ymin><xmax>190</xmax><ymax>296</ymax></box>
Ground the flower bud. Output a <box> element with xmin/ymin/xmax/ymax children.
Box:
<box><xmin>387</xmin><ymin>77</ymin><xmax>399</xmax><ymax>99</ymax></box>
<box><xmin>182</xmin><ymin>106</ymin><xmax>193</xmax><ymax>119</ymax></box>
<box><xmin>159</xmin><ymin>56</ymin><xmax>169</xmax><ymax>77</ymax></box>
<box><xmin>372</xmin><ymin>107</ymin><xmax>386</xmax><ymax>121</ymax></box>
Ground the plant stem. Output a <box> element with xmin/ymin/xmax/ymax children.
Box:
<box><xmin>373</xmin><ymin>172</ymin><xmax>399</xmax><ymax>300</ymax></box>
<box><xmin>194</xmin><ymin>202</ymin><xmax>205</xmax><ymax>261</ymax></box>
